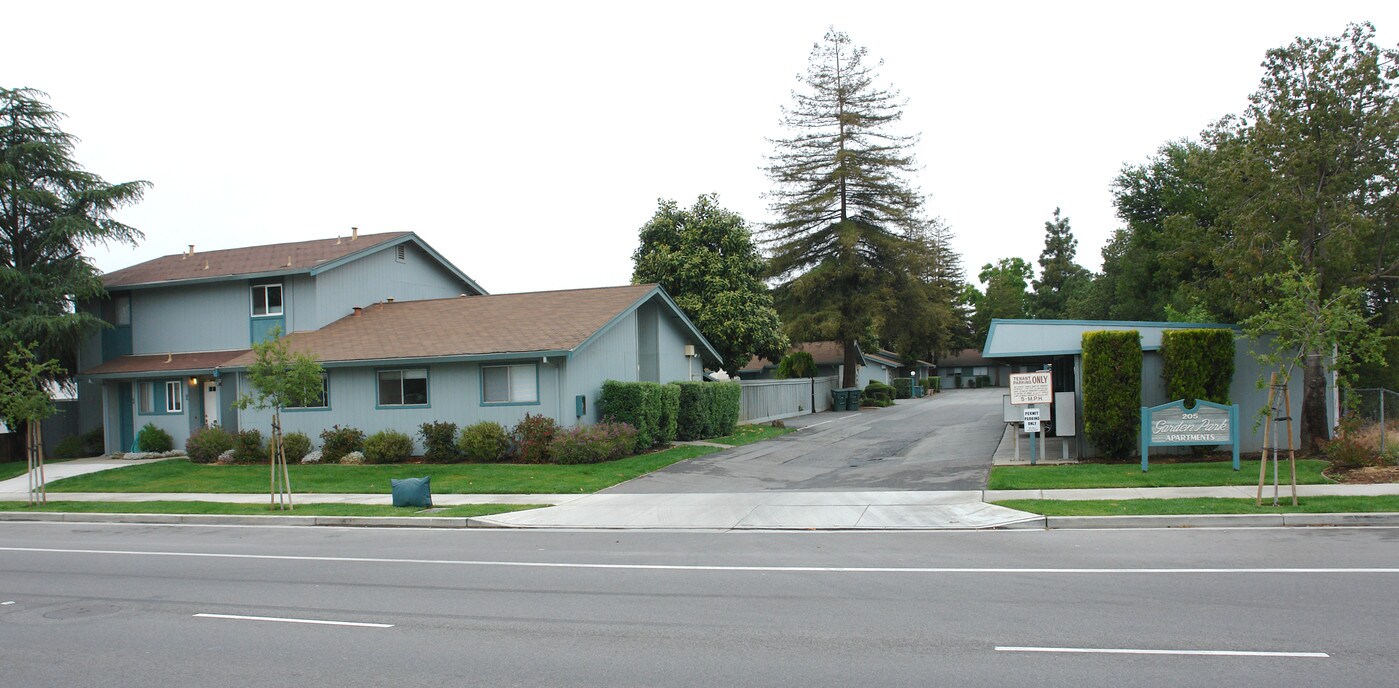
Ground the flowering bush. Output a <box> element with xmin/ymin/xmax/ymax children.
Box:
<box><xmin>320</xmin><ymin>425</ymin><xmax>366</xmax><ymax>463</ymax></box>
<box><xmin>511</xmin><ymin>414</ymin><xmax>558</xmax><ymax>464</ymax></box>
<box><xmin>548</xmin><ymin>422</ymin><xmax>638</xmax><ymax>465</ymax></box>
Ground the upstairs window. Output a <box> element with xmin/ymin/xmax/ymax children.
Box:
<box><xmin>115</xmin><ymin>295</ymin><xmax>131</xmax><ymax>326</ymax></box>
<box><xmin>378</xmin><ymin>369</ymin><xmax>428</xmax><ymax>406</ymax></box>
<box><xmin>482</xmin><ymin>364</ymin><xmax>538</xmax><ymax>404</ymax></box>
<box><xmin>251</xmin><ymin>284</ymin><xmax>283</xmax><ymax>317</ymax></box>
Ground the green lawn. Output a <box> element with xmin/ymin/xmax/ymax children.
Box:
<box><xmin>710</xmin><ymin>425</ymin><xmax>794</xmax><ymax>446</ymax></box>
<box><xmin>995</xmin><ymin>495</ymin><xmax>1399</xmax><ymax>516</ymax></box>
<box><xmin>988</xmin><ymin>459</ymin><xmax>1332</xmax><ymax>490</ymax></box>
<box><xmin>0</xmin><ymin>501</ymin><xmax>540</xmax><ymax>517</ymax></box>
<box><xmin>46</xmin><ymin>444</ymin><xmax>720</xmax><ymax>494</ymax></box>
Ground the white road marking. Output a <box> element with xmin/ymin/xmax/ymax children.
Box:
<box><xmin>195</xmin><ymin>613</ymin><xmax>392</xmax><ymax>628</ymax></box>
<box><xmin>1</xmin><ymin>601</ymin><xmax>14</xmax><ymax>605</ymax></box>
<box><xmin>3</xmin><ymin>547</ymin><xmax>1399</xmax><ymax>574</ymax></box>
<box><xmin>996</xmin><ymin>646</ymin><xmax>1328</xmax><ymax>658</ymax></box>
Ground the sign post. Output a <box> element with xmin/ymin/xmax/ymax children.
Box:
<box><xmin>1139</xmin><ymin>399</ymin><xmax>1240</xmax><ymax>473</ymax></box>
<box><xmin>1010</xmin><ymin>372</ymin><xmax>1053</xmax><ymax>466</ymax></box>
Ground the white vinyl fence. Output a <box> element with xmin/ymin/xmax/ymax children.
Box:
<box><xmin>738</xmin><ymin>376</ymin><xmax>838</xmax><ymax>424</ymax></box>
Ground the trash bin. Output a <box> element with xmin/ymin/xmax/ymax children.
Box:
<box><xmin>832</xmin><ymin>389</ymin><xmax>849</xmax><ymax>411</ymax></box>
<box><xmin>842</xmin><ymin>388</ymin><xmax>863</xmax><ymax>411</ymax></box>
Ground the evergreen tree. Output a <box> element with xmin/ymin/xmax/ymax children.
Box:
<box><xmin>764</xmin><ymin>29</ymin><xmax>928</xmax><ymax>388</ymax></box>
<box><xmin>1031</xmin><ymin>208</ymin><xmax>1091</xmax><ymax>319</ymax></box>
<box><xmin>632</xmin><ymin>195</ymin><xmax>788</xmax><ymax>375</ymax></box>
<box><xmin>1</xmin><ymin>87</ymin><xmax>148</xmax><ymax>368</ymax></box>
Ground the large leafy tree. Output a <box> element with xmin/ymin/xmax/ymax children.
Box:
<box><xmin>969</xmin><ymin>258</ymin><xmax>1032</xmax><ymax>346</ymax></box>
<box><xmin>764</xmin><ymin>29</ymin><xmax>930</xmax><ymax>388</ymax></box>
<box><xmin>1</xmin><ymin>87</ymin><xmax>148</xmax><ymax>366</ymax></box>
<box><xmin>1031</xmin><ymin>208</ymin><xmax>1092</xmax><ymax>319</ymax></box>
<box><xmin>1205</xmin><ymin>22</ymin><xmax>1399</xmax><ymax>447</ymax></box>
<box><xmin>632</xmin><ymin>194</ymin><xmax>788</xmax><ymax>375</ymax></box>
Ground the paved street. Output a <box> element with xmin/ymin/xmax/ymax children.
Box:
<box><xmin>2</xmin><ymin>522</ymin><xmax>1396</xmax><ymax>687</ymax></box>
<box><xmin>609</xmin><ymin>387</ymin><xmax>1007</xmax><ymax>493</ymax></box>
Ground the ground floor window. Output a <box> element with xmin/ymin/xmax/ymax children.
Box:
<box><xmin>164</xmin><ymin>380</ymin><xmax>183</xmax><ymax>413</ymax></box>
<box><xmin>377</xmin><ymin>369</ymin><xmax>428</xmax><ymax>406</ymax></box>
<box><xmin>482</xmin><ymin>364</ymin><xmax>538</xmax><ymax>404</ymax></box>
<box><xmin>287</xmin><ymin>374</ymin><xmax>329</xmax><ymax>409</ymax></box>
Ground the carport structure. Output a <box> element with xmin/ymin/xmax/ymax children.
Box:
<box><xmin>982</xmin><ymin>319</ymin><xmax>1323</xmax><ymax>458</ymax></box>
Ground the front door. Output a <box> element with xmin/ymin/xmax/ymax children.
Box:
<box><xmin>118</xmin><ymin>382</ymin><xmax>135</xmax><ymax>451</ymax></box>
<box><xmin>203</xmin><ymin>381</ymin><xmax>220</xmax><ymax>427</ymax></box>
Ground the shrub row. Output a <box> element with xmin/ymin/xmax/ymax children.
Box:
<box><xmin>892</xmin><ymin>378</ymin><xmax>913</xmax><ymax>400</ymax></box>
<box><xmin>598</xmin><ymin>381</ymin><xmax>681</xmax><ymax>451</ymax></box>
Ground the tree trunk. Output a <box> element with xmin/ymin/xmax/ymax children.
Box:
<box><xmin>1299</xmin><ymin>350</ymin><xmax>1330</xmax><ymax>451</ymax></box>
<box><xmin>842</xmin><ymin>338</ymin><xmax>858</xmax><ymax>389</ymax></box>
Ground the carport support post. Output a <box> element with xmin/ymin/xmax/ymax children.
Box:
<box><xmin>1140</xmin><ymin>406</ymin><xmax>1149</xmax><ymax>473</ymax></box>
<box><xmin>1029</xmin><ymin>427</ymin><xmax>1037</xmax><ymax>466</ymax></box>
<box><xmin>1039</xmin><ymin>426</ymin><xmax>1046</xmax><ymax>464</ymax></box>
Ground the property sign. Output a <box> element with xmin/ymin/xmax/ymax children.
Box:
<box><xmin>1009</xmin><ymin>372</ymin><xmax>1053</xmax><ymax>405</ymax></box>
<box><xmin>1140</xmin><ymin>399</ymin><xmax>1240</xmax><ymax>472</ymax></box>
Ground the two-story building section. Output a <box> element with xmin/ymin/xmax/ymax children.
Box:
<box><xmin>78</xmin><ymin>230</ymin><xmax>720</xmax><ymax>454</ymax></box>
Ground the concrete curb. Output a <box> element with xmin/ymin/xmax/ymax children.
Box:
<box><xmin>6</xmin><ymin>509</ymin><xmax>1399</xmax><ymax>530</ymax></box>
<box><xmin>1034</xmin><ymin>512</ymin><xmax>1399</xmax><ymax>529</ymax></box>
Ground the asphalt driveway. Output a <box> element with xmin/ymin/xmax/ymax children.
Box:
<box><xmin>606</xmin><ymin>386</ymin><xmax>1007</xmax><ymax>493</ymax></box>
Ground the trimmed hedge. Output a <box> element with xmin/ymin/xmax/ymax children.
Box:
<box><xmin>658</xmin><ymin>383</ymin><xmax>680</xmax><ymax>444</ymax></box>
<box><xmin>862</xmin><ymin>380</ymin><xmax>895</xmax><ymax>407</ymax></box>
<box><xmin>1161</xmin><ymin>328</ymin><xmax>1234</xmax><ymax>406</ymax></box>
<box><xmin>599</xmin><ymin>380</ymin><xmax>664</xmax><ymax>451</ymax></box>
<box><xmin>892</xmin><ymin>377</ymin><xmax>913</xmax><ymax>399</ymax></box>
<box><xmin>1082</xmin><ymin>330</ymin><xmax>1142</xmax><ymax>460</ymax></box>
<box><xmin>674</xmin><ymin>381</ymin><xmax>741</xmax><ymax>440</ymax></box>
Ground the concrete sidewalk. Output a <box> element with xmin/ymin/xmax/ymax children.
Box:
<box><xmin>0</xmin><ymin>456</ymin><xmax>173</xmax><ymax>494</ymax></box>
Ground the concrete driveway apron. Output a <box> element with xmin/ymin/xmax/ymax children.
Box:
<box><xmin>606</xmin><ymin>386</ymin><xmax>1007</xmax><ymax>493</ymax></box>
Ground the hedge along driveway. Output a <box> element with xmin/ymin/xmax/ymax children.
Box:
<box><xmin>987</xmin><ymin>459</ymin><xmax>1332</xmax><ymax>490</ymax></box>
<box><xmin>46</xmin><ymin>445</ymin><xmax>721</xmax><ymax>495</ymax></box>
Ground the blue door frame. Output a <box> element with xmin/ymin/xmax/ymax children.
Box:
<box><xmin>118</xmin><ymin>382</ymin><xmax>135</xmax><ymax>451</ymax></box>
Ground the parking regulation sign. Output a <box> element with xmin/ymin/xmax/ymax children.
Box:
<box><xmin>1009</xmin><ymin>372</ymin><xmax>1053</xmax><ymax>405</ymax></box>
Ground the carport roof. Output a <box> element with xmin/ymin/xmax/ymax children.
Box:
<box><xmin>983</xmin><ymin>319</ymin><xmax>1238</xmax><ymax>358</ymax></box>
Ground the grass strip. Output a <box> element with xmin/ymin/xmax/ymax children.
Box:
<box><xmin>47</xmin><ymin>444</ymin><xmax>720</xmax><ymax>494</ymax></box>
<box><xmin>709</xmin><ymin>425</ymin><xmax>794</xmax><ymax>446</ymax></box>
<box><xmin>994</xmin><ymin>495</ymin><xmax>1399</xmax><ymax>516</ymax></box>
<box><xmin>988</xmin><ymin>459</ymin><xmax>1331</xmax><ymax>490</ymax></box>
<box><xmin>0</xmin><ymin>501</ymin><xmax>541</xmax><ymax>518</ymax></box>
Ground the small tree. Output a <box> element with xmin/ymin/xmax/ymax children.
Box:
<box><xmin>1242</xmin><ymin>256</ymin><xmax>1383</xmax><ymax>444</ymax></box>
<box><xmin>0</xmin><ymin>342</ymin><xmax>65</xmax><ymax>504</ymax></box>
<box><xmin>233</xmin><ymin>328</ymin><xmax>324</xmax><ymax>509</ymax></box>
<box><xmin>1082</xmin><ymin>330</ymin><xmax>1142</xmax><ymax>460</ymax></box>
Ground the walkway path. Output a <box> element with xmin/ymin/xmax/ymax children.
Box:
<box><xmin>0</xmin><ymin>456</ymin><xmax>173</xmax><ymax>494</ymax></box>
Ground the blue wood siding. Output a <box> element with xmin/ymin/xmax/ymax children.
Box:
<box><xmin>637</xmin><ymin>302</ymin><xmax>659</xmax><ymax>382</ymax></box>
<box><xmin>132</xmin><ymin>281</ymin><xmax>250</xmax><ymax>354</ymax></box>
<box><xmin>238</xmin><ymin>360</ymin><xmax>561</xmax><ymax>454</ymax></box>
<box><xmin>312</xmin><ymin>242</ymin><xmax>472</xmax><ymax>329</ymax></box>
<box><xmin>655</xmin><ymin>306</ymin><xmax>700</xmax><ymax>382</ymax></box>
<box><xmin>563</xmin><ymin>311</ymin><xmax>638</xmax><ymax>425</ymax></box>
<box><xmin>288</xmin><ymin>274</ymin><xmax>318</xmax><ymax>332</ymax></box>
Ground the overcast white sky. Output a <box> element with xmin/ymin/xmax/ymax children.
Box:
<box><xmin>6</xmin><ymin>1</ymin><xmax>1397</xmax><ymax>294</ymax></box>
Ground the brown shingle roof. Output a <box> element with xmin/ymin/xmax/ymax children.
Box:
<box><xmin>101</xmin><ymin>232</ymin><xmax>410</xmax><ymax>288</ymax></box>
<box><xmin>740</xmin><ymin>341</ymin><xmax>860</xmax><ymax>372</ymax></box>
<box><xmin>81</xmin><ymin>350</ymin><xmax>249</xmax><ymax>377</ymax></box>
<box><xmin>225</xmin><ymin>284</ymin><xmax>660</xmax><ymax>366</ymax></box>
<box><xmin>938</xmin><ymin>349</ymin><xmax>996</xmax><ymax>367</ymax></box>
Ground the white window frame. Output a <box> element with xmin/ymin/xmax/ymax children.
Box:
<box><xmin>481</xmin><ymin>364</ymin><xmax>538</xmax><ymax>405</ymax></box>
<box><xmin>251</xmin><ymin>283</ymin><xmax>284</xmax><ymax>317</ymax></box>
<box><xmin>164</xmin><ymin>380</ymin><xmax>183</xmax><ymax>413</ymax></box>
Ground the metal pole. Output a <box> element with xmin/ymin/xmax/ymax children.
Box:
<box><xmin>1380</xmin><ymin>390</ymin><xmax>1386</xmax><ymax>457</ymax></box>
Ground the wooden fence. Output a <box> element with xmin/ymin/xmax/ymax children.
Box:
<box><xmin>738</xmin><ymin>376</ymin><xmax>838</xmax><ymax>424</ymax></box>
